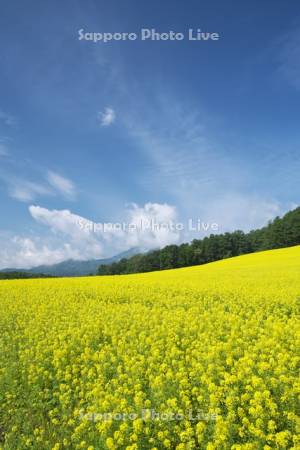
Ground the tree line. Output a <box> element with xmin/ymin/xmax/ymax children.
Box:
<box><xmin>98</xmin><ymin>207</ymin><xmax>300</xmax><ymax>275</ymax></box>
<box><xmin>0</xmin><ymin>272</ymin><xmax>55</xmax><ymax>280</ymax></box>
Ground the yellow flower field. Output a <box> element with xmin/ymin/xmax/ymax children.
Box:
<box><xmin>0</xmin><ymin>246</ymin><xmax>299</xmax><ymax>450</ymax></box>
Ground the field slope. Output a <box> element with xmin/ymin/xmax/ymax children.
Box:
<box><xmin>0</xmin><ymin>246</ymin><xmax>299</xmax><ymax>449</ymax></box>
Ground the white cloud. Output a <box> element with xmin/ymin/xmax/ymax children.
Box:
<box><xmin>0</xmin><ymin>236</ymin><xmax>76</xmax><ymax>269</ymax></box>
<box><xmin>29</xmin><ymin>205</ymin><xmax>103</xmax><ymax>260</ymax></box>
<box><xmin>0</xmin><ymin>202</ymin><xmax>180</xmax><ymax>269</ymax></box>
<box><xmin>29</xmin><ymin>202</ymin><xmax>179</xmax><ymax>256</ymax></box>
<box><xmin>125</xmin><ymin>202</ymin><xmax>180</xmax><ymax>249</ymax></box>
<box><xmin>98</xmin><ymin>107</ymin><xmax>116</xmax><ymax>127</ymax></box>
<box><xmin>47</xmin><ymin>171</ymin><xmax>76</xmax><ymax>199</ymax></box>
<box><xmin>29</xmin><ymin>205</ymin><xmax>92</xmax><ymax>238</ymax></box>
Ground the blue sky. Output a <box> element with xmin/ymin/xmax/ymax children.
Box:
<box><xmin>0</xmin><ymin>0</ymin><xmax>300</xmax><ymax>268</ymax></box>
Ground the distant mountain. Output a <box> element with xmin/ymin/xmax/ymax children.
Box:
<box><xmin>0</xmin><ymin>248</ymin><xmax>142</xmax><ymax>277</ymax></box>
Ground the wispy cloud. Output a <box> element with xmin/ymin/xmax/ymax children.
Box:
<box><xmin>276</xmin><ymin>27</ymin><xmax>300</xmax><ymax>90</ymax></box>
<box><xmin>121</xmin><ymin>92</ymin><xmax>288</xmax><ymax>233</ymax></box>
<box><xmin>7</xmin><ymin>179</ymin><xmax>52</xmax><ymax>202</ymax></box>
<box><xmin>47</xmin><ymin>171</ymin><xmax>76</xmax><ymax>200</ymax></box>
<box><xmin>0</xmin><ymin>143</ymin><xmax>8</xmax><ymax>157</ymax></box>
<box><xmin>0</xmin><ymin>110</ymin><xmax>16</xmax><ymax>127</ymax></box>
<box><xmin>0</xmin><ymin>168</ymin><xmax>77</xmax><ymax>203</ymax></box>
<box><xmin>98</xmin><ymin>107</ymin><xmax>116</xmax><ymax>127</ymax></box>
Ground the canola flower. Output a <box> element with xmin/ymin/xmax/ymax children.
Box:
<box><xmin>0</xmin><ymin>246</ymin><xmax>299</xmax><ymax>449</ymax></box>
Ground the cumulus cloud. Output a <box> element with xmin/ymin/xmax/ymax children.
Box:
<box><xmin>47</xmin><ymin>171</ymin><xmax>76</xmax><ymax>199</ymax></box>
<box><xmin>29</xmin><ymin>202</ymin><xmax>179</xmax><ymax>255</ymax></box>
<box><xmin>125</xmin><ymin>202</ymin><xmax>180</xmax><ymax>249</ymax></box>
<box><xmin>29</xmin><ymin>205</ymin><xmax>103</xmax><ymax>259</ymax></box>
<box><xmin>0</xmin><ymin>236</ymin><xmax>77</xmax><ymax>269</ymax></box>
<box><xmin>98</xmin><ymin>107</ymin><xmax>116</xmax><ymax>126</ymax></box>
<box><xmin>0</xmin><ymin>202</ymin><xmax>180</xmax><ymax>269</ymax></box>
